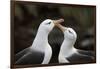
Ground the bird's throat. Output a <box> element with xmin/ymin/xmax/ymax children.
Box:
<box><xmin>59</xmin><ymin>39</ymin><xmax>76</xmax><ymax>57</ymax></box>
<box><xmin>31</xmin><ymin>30</ymin><xmax>49</xmax><ymax>52</ymax></box>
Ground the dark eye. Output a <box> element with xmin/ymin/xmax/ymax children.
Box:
<box><xmin>68</xmin><ymin>30</ymin><xmax>72</xmax><ymax>34</ymax></box>
<box><xmin>46</xmin><ymin>22</ymin><xmax>51</xmax><ymax>24</ymax></box>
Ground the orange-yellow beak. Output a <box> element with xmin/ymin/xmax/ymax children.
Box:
<box><xmin>53</xmin><ymin>19</ymin><xmax>66</xmax><ymax>32</ymax></box>
<box><xmin>53</xmin><ymin>19</ymin><xmax>64</xmax><ymax>25</ymax></box>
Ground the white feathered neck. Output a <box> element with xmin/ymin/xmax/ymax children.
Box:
<box><xmin>30</xmin><ymin>26</ymin><xmax>50</xmax><ymax>52</ymax></box>
<box><xmin>59</xmin><ymin>38</ymin><xmax>77</xmax><ymax>57</ymax></box>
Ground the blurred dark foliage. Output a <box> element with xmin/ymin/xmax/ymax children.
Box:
<box><xmin>13</xmin><ymin>2</ymin><xmax>96</xmax><ymax>63</ymax></box>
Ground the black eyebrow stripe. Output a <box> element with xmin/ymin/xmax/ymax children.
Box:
<box><xmin>47</xmin><ymin>22</ymin><xmax>51</xmax><ymax>24</ymax></box>
<box><xmin>68</xmin><ymin>30</ymin><xmax>72</xmax><ymax>33</ymax></box>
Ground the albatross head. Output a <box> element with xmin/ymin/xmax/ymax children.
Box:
<box><xmin>39</xmin><ymin>19</ymin><xmax>64</xmax><ymax>33</ymax></box>
<box><xmin>56</xmin><ymin>24</ymin><xmax>77</xmax><ymax>41</ymax></box>
<box><xmin>64</xmin><ymin>28</ymin><xmax>77</xmax><ymax>40</ymax></box>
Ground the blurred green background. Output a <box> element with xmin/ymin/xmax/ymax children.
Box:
<box><xmin>13</xmin><ymin>2</ymin><xmax>96</xmax><ymax>63</ymax></box>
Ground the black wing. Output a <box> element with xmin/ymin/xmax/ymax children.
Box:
<box><xmin>66</xmin><ymin>53</ymin><xmax>94</xmax><ymax>63</ymax></box>
<box><xmin>15</xmin><ymin>48</ymin><xmax>45</xmax><ymax>65</ymax></box>
<box><xmin>15</xmin><ymin>48</ymin><xmax>30</xmax><ymax>61</ymax></box>
<box><xmin>77</xmin><ymin>49</ymin><xmax>95</xmax><ymax>57</ymax></box>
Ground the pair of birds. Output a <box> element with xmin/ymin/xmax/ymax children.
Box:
<box><xmin>15</xmin><ymin>19</ymin><xmax>94</xmax><ymax>65</ymax></box>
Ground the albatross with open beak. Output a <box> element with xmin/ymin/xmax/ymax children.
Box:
<box><xmin>56</xmin><ymin>24</ymin><xmax>94</xmax><ymax>63</ymax></box>
<box><xmin>15</xmin><ymin>19</ymin><xmax>64</xmax><ymax>65</ymax></box>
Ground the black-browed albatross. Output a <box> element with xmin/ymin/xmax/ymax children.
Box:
<box><xmin>56</xmin><ymin>24</ymin><xmax>94</xmax><ymax>63</ymax></box>
<box><xmin>15</xmin><ymin>19</ymin><xmax>64</xmax><ymax>65</ymax></box>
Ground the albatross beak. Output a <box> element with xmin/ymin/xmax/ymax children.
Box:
<box><xmin>56</xmin><ymin>23</ymin><xmax>66</xmax><ymax>32</ymax></box>
<box><xmin>53</xmin><ymin>19</ymin><xmax>66</xmax><ymax>32</ymax></box>
<box><xmin>53</xmin><ymin>19</ymin><xmax>64</xmax><ymax>25</ymax></box>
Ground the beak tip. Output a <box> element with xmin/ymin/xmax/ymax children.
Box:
<box><xmin>59</xmin><ymin>19</ymin><xmax>64</xmax><ymax>22</ymax></box>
